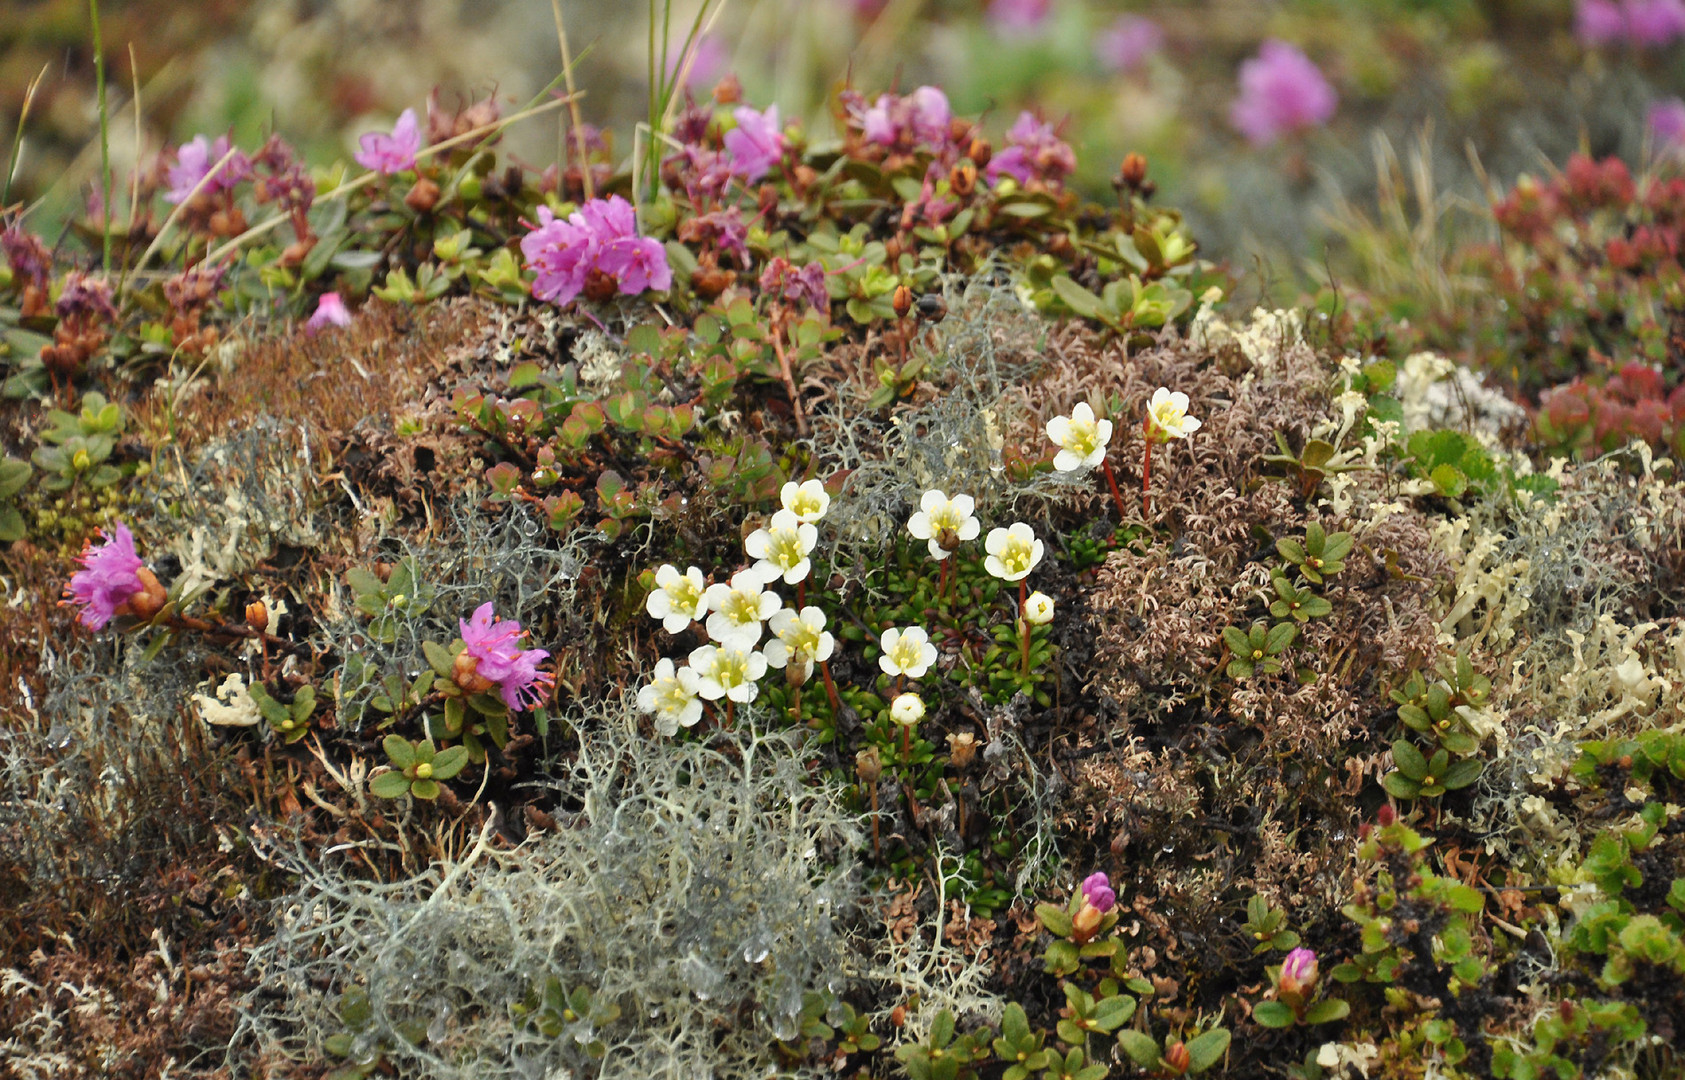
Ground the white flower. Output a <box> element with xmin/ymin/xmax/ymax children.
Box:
<box><xmin>645</xmin><ymin>564</ymin><xmax>708</xmax><ymax>634</ymax></box>
<box><xmin>636</xmin><ymin>657</ymin><xmax>704</xmax><ymax>735</ymax></box>
<box><xmin>1046</xmin><ymin>402</ymin><xmax>1114</xmax><ymax>472</ymax></box>
<box><xmin>763</xmin><ymin>605</ymin><xmax>836</xmax><ymax>677</ymax></box>
<box><xmin>780</xmin><ymin>479</ymin><xmax>831</xmax><ymax>523</ymax></box>
<box><xmin>1022</xmin><ymin>591</ymin><xmax>1055</xmax><ymax>625</ymax></box>
<box><xmin>906</xmin><ymin>489</ymin><xmax>981</xmax><ymax>561</ymax></box>
<box><xmin>1146</xmin><ymin>387</ymin><xmax>1202</xmax><ymax>441</ymax></box>
<box><xmin>984</xmin><ymin>522</ymin><xmax>1044</xmax><ymax>582</ymax></box>
<box><xmin>744</xmin><ymin>509</ymin><xmax>819</xmax><ymax>585</ymax></box>
<box><xmin>688</xmin><ymin>642</ymin><xmax>767</xmax><ymax>703</ymax></box>
<box><xmin>879</xmin><ymin>626</ymin><xmax>938</xmax><ymax>678</ymax></box>
<box><xmin>703</xmin><ymin>568</ymin><xmax>782</xmax><ymax>646</ymax></box>
<box><xmin>890</xmin><ymin>692</ymin><xmax>925</xmax><ymax>726</ymax></box>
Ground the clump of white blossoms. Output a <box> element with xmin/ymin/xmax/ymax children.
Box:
<box><xmin>1022</xmin><ymin>590</ymin><xmax>1055</xmax><ymax>625</ymax></box>
<box><xmin>645</xmin><ymin>564</ymin><xmax>708</xmax><ymax>634</ymax></box>
<box><xmin>704</xmin><ymin>568</ymin><xmax>782</xmax><ymax>646</ymax></box>
<box><xmin>1146</xmin><ymin>387</ymin><xmax>1202</xmax><ymax>441</ymax></box>
<box><xmin>745</xmin><ymin>509</ymin><xmax>819</xmax><ymax>585</ymax></box>
<box><xmin>1046</xmin><ymin>402</ymin><xmax>1113</xmax><ymax>472</ymax></box>
<box><xmin>688</xmin><ymin>641</ymin><xmax>767</xmax><ymax>704</ymax></box>
<box><xmin>763</xmin><ymin>605</ymin><xmax>835</xmax><ymax>678</ymax></box>
<box><xmin>984</xmin><ymin>523</ymin><xmax>1044</xmax><ymax>582</ymax></box>
<box><xmin>906</xmin><ymin>489</ymin><xmax>981</xmax><ymax>561</ymax></box>
<box><xmin>780</xmin><ymin>478</ymin><xmax>830</xmax><ymax>523</ymax></box>
<box><xmin>878</xmin><ymin>626</ymin><xmax>938</xmax><ymax>678</ymax></box>
<box><xmin>636</xmin><ymin>657</ymin><xmax>703</xmax><ymax>735</ymax></box>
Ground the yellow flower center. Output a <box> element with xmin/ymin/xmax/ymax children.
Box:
<box><xmin>766</xmin><ymin>528</ymin><xmax>807</xmax><ymax>571</ymax></box>
<box><xmin>666</xmin><ymin>577</ymin><xmax>702</xmax><ymax>611</ymax></box>
<box><xmin>1063</xmin><ymin>417</ymin><xmax>1101</xmax><ymax>457</ymax></box>
<box><xmin>720</xmin><ymin>590</ymin><xmax>760</xmax><ymax>627</ymax></box>
<box><xmin>655</xmin><ymin>677</ymin><xmax>693</xmax><ymax>713</ymax></box>
<box><xmin>781</xmin><ymin>619</ymin><xmax>822</xmax><ymax>655</ymax></box>
<box><xmin>788</xmin><ymin>490</ymin><xmax>824</xmax><ymax>518</ymax></box>
<box><xmin>714</xmin><ymin>651</ymin><xmax>751</xmax><ymax>688</ymax></box>
<box><xmin>999</xmin><ymin>539</ymin><xmax>1034</xmax><ymax>576</ymax></box>
<box><xmin>889</xmin><ymin>638</ymin><xmax>925</xmax><ymax>671</ymax></box>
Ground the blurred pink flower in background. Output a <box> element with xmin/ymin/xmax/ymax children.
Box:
<box><xmin>989</xmin><ymin>0</ymin><xmax>1051</xmax><ymax>35</ymax></box>
<box><xmin>855</xmin><ymin>86</ymin><xmax>952</xmax><ymax>150</ymax></box>
<box><xmin>353</xmin><ymin>108</ymin><xmax>420</xmax><ymax>174</ymax></box>
<box><xmin>1649</xmin><ymin>98</ymin><xmax>1685</xmax><ymax>149</ymax></box>
<box><xmin>1096</xmin><ymin>15</ymin><xmax>1163</xmax><ymax>73</ymax></box>
<box><xmin>723</xmin><ymin>104</ymin><xmax>785</xmax><ymax>181</ymax></box>
<box><xmin>666</xmin><ymin>34</ymin><xmax>729</xmax><ymax>89</ymax></box>
<box><xmin>165</xmin><ymin>134</ymin><xmax>251</xmax><ymax>204</ymax></box>
<box><xmin>987</xmin><ymin>112</ymin><xmax>1076</xmax><ymax>187</ymax></box>
<box><xmin>1575</xmin><ymin>0</ymin><xmax>1685</xmax><ymax>47</ymax></box>
<box><xmin>1229</xmin><ymin>40</ymin><xmax>1337</xmax><ymax>146</ymax></box>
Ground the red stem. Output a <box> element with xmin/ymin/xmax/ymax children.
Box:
<box><xmin>1141</xmin><ymin>416</ymin><xmax>1155</xmax><ymax>518</ymax></box>
<box><xmin>1101</xmin><ymin>457</ymin><xmax>1126</xmax><ymax>521</ymax></box>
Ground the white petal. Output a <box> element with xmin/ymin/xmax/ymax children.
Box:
<box><xmin>679</xmin><ymin>700</ymin><xmax>703</xmax><ymax>727</ymax></box>
<box><xmin>703</xmin><ymin>583</ymin><xmax>732</xmax><ymax>610</ymax></box>
<box><xmin>921</xmin><ymin>489</ymin><xmax>948</xmax><ymax>513</ymax></box>
<box><xmin>663</xmin><ymin>612</ymin><xmax>692</xmax><ymax>634</ymax></box>
<box><xmin>1150</xmin><ymin>387</ymin><xmax>1171</xmax><ymax>408</ymax></box>
<box><xmin>815</xmin><ymin>632</ymin><xmax>835</xmax><ymax>663</ymax></box>
<box><xmin>985</xmin><ymin>528</ymin><xmax>1009</xmax><ymax>556</ymax></box>
<box><xmin>763</xmin><ymin>639</ymin><xmax>790</xmax><ymax>667</ymax></box>
<box><xmin>908</xmin><ymin>511</ymin><xmax>933</xmax><ymax>540</ymax></box>
<box><xmin>636</xmin><ymin>684</ymin><xmax>657</xmax><ymax>711</ymax></box>
<box><xmin>1182</xmin><ymin>416</ymin><xmax>1202</xmax><ymax>434</ymax></box>
<box><xmin>757</xmin><ymin>592</ymin><xmax>783</xmax><ymax>619</ymax></box>
<box><xmin>647</xmin><ymin>591</ymin><xmax>673</xmax><ymax>619</ymax></box>
<box><xmin>1053</xmin><ymin>449</ymin><xmax>1083</xmax><ymax>472</ymax></box>
<box><xmin>927</xmin><ymin>539</ymin><xmax>951</xmax><ymax>560</ymax></box>
<box><xmin>879</xmin><ymin>655</ymin><xmax>899</xmax><ymax>676</ymax></box>
<box><xmin>957</xmin><ymin>518</ymin><xmax>980</xmax><ymax>541</ymax></box>
<box><xmin>985</xmin><ymin>555</ymin><xmax>1006</xmax><ymax>578</ymax></box>
<box><xmin>768</xmin><ymin>609</ymin><xmax>797</xmax><ymax>636</ymax></box>
<box><xmin>746</xmin><ymin>652</ymin><xmax>768</xmax><ymax>680</ymax></box>
<box><xmin>780</xmin><ymin>480</ymin><xmax>800</xmax><ymax>507</ymax></box>
<box><xmin>1095</xmin><ymin>419</ymin><xmax>1114</xmax><ymax>445</ymax></box>
<box><xmin>951</xmin><ymin>493</ymin><xmax>975</xmax><ymax>516</ymax></box>
<box><xmin>1169</xmin><ymin>391</ymin><xmax>1189</xmax><ymax>411</ymax></box>
<box><xmin>784</xmin><ymin>559</ymin><xmax>811</xmax><ymax>585</ymax></box>
<box><xmin>880</xmin><ymin>628</ymin><xmax>900</xmax><ymax>653</ymax></box>
<box><xmin>770</xmin><ymin>509</ymin><xmax>800</xmax><ymax>531</ymax></box>
<box><xmin>1071</xmin><ymin>402</ymin><xmax>1094</xmax><ymax>424</ymax></box>
<box><xmin>744</xmin><ymin>530</ymin><xmax>771</xmax><ymax>559</ymax></box>
<box><xmin>654</xmin><ymin>564</ymin><xmax>680</xmax><ymax>587</ymax></box>
<box><xmin>676</xmin><ymin>666</ymin><xmax>701</xmax><ymax>693</ymax></box>
<box><xmin>1082</xmin><ymin>447</ymin><xmax>1107</xmax><ymax>470</ymax></box>
<box><xmin>1046</xmin><ymin>416</ymin><xmax>1072</xmax><ymax>445</ymax></box>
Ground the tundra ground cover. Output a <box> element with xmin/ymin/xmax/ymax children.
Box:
<box><xmin>3</xmin><ymin>5</ymin><xmax>1685</xmax><ymax>1080</ymax></box>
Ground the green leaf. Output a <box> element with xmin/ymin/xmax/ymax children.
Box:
<box><xmin>1253</xmin><ymin>1001</ymin><xmax>1296</xmax><ymax>1028</ymax></box>
<box><xmin>383</xmin><ymin>735</ymin><xmax>416</xmax><ymax>769</ymax></box>
<box><xmin>1276</xmin><ymin>538</ymin><xmax>1307</xmax><ymax>564</ymax></box>
<box><xmin>1392</xmin><ymin>739</ymin><xmax>1428</xmax><ymax>779</ymax></box>
<box><xmin>410</xmin><ymin>778</ymin><xmax>441</xmax><ymax>800</ymax></box>
<box><xmin>431</xmin><ymin>745</ymin><xmax>470</xmax><ymax>781</ymax></box>
<box><xmin>1381</xmin><ymin>772</ymin><xmax>1422</xmax><ymax>799</ymax></box>
<box><xmin>1051</xmin><ymin>275</ymin><xmax>1106</xmax><ymax>320</ymax></box>
<box><xmin>1430</xmin><ymin>463</ymin><xmax>1469</xmax><ymax>498</ymax></box>
<box><xmin>1116</xmin><ymin>1029</ymin><xmax>1161</xmax><ymax>1067</ymax></box>
<box><xmin>1303</xmin><ymin>999</ymin><xmax>1350</xmax><ymax>1025</ymax></box>
<box><xmin>1091</xmin><ymin>994</ymin><xmax>1136</xmax><ymax>1030</ymax></box>
<box><xmin>1264</xmin><ymin>622</ymin><xmax>1298</xmax><ymax>654</ymax></box>
<box><xmin>1036</xmin><ymin>902</ymin><xmax>1075</xmax><ymax>938</ymax></box>
<box><xmin>369</xmin><ymin>770</ymin><xmax>413</xmax><ymax>798</ymax></box>
<box><xmin>1185</xmin><ymin>1028</ymin><xmax>1231</xmax><ymax>1072</ymax></box>
<box><xmin>424</xmin><ymin>640</ymin><xmax>456</xmax><ymax>677</ymax></box>
<box><xmin>1221</xmin><ymin>626</ymin><xmax>1252</xmax><ymax>655</ymax></box>
<box><xmin>1442</xmin><ymin>758</ymin><xmax>1484</xmax><ymax>790</ymax></box>
<box><xmin>1322</xmin><ymin>532</ymin><xmax>1354</xmax><ymax>564</ymax></box>
<box><xmin>929</xmin><ymin>1009</ymin><xmax>955</xmax><ymax>1049</ymax></box>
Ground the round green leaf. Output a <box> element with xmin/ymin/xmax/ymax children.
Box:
<box><xmin>410</xmin><ymin>778</ymin><xmax>441</xmax><ymax>800</ymax></box>
<box><xmin>1252</xmin><ymin>1001</ymin><xmax>1296</xmax><ymax>1029</ymax></box>
<box><xmin>430</xmin><ymin>744</ymin><xmax>471</xmax><ymax>781</ymax></box>
<box><xmin>369</xmin><ymin>770</ymin><xmax>413</xmax><ymax>799</ymax></box>
<box><xmin>1303</xmin><ymin>998</ymin><xmax>1350</xmax><ymax>1025</ymax></box>
<box><xmin>1185</xmin><ymin>1028</ymin><xmax>1232</xmax><ymax>1072</ymax></box>
<box><xmin>383</xmin><ymin>734</ymin><xmax>416</xmax><ymax>769</ymax></box>
<box><xmin>1116</xmin><ymin>1030</ymin><xmax>1161</xmax><ymax>1067</ymax></box>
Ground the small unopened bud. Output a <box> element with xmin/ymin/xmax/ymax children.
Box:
<box><xmin>128</xmin><ymin>567</ymin><xmax>169</xmax><ymax>622</ymax></box>
<box><xmin>245</xmin><ymin>599</ymin><xmax>269</xmax><ymax>634</ymax></box>
<box><xmin>892</xmin><ymin>284</ymin><xmax>914</xmax><ymax>319</ymax></box>
<box><xmin>1279</xmin><ymin>947</ymin><xmax>1319</xmax><ymax>999</ymax></box>
<box><xmin>414</xmin><ymin>762</ymin><xmax>433</xmax><ymax>779</ymax></box>
<box><xmin>856</xmin><ymin>747</ymin><xmax>883</xmax><ymax>783</ymax></box>
<box><xmin>712</xmin><ymin>73</ymin><xmax>742</xmax><ymax>104</ymax></box>
<box><xmin>949</xmin><ymin>162</ymin><xmax>977</xmax><ymax>198</ymax></box>
<box><xmin>453</xmin><ymin>651</ymin><xmax>496</xmax><ymax>695</ymax></box>
<box><xmin>967</xmin><ymin>136</ymin><xmax>992</xmax><ymax>169</ymax></box>
<box><xmin>946</xmin><ymin>731</ymin><xmax>977</xmax><ymax>769</ymax></box>
<box><xmin>1121</xmin><ymin>152</ymin><xmax>1149</xmax><ymax>189</ymax></box>
<box><xmin>891</xmin><ymin>692</ymin><xmax>925</xmax><ymax>726</ymax></box>
<box><xmin>1377</xmin><ymin>803</ymin><xmax>1396</xmax><ymax>827</ymax></box>
<box><xmin>785</xmin><ymin>656</ymin><xmax>811</xmax><ymax>690</ymax></box>
<box><xmin>1021</xmin><ymin>590</ymin><xmax>1055</xmax><ymax>626</ymax></box>
<box><xmin>404</xmin><ymin>176</ymin><xmax>441</xmax><ymax>213</ymax></box>
<box><xmin>1165</xmin><ymin>1041</ymin><xmax>1191</xmax><ymax>1075</ymax></box>
<box><xmin>1071</xmin><ymin>900</ymin><xmax>1104</xmax><ymax>942</ymax></box>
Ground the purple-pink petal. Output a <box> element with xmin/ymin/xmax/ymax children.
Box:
<box><xmin>1650</xmin><ymin>98</ymin><xmax>1685</xmax><ymax>147</ymax></box>
<box><xmin>989</xmin><ymin>0</ymin><xmax>1051</xmax><ymax>34</ymax></box>
<box><xmin>165</xmin><ymin>135</ymin><xmax>251</xmax><ymax>205</ymax></box>
<box><xmin>1625</xmin><ymin>0</ymin><xmax>1685</xmax><ymax>45</ymax></box>
<box><xmin>306</xmin><ymin>292</ymin><xmax>352</xmax><ymax>332</ymax></box>
<box><xmin>460</xmin><ymin>602</ymin><xmax>554</xmax><ymax>711</ymax></box>
<box><xmin>723</xmin><ymin>104</ymin><xmax>785</xmax><ymax>182</ymax></box>
<box><xmin>521</xmin><ymin>196</ymin><xmax>669</xmax><ymax>306</ymax></box>
<box><xmin>1096</xmin><ymin>15</ymin><xmax>1163</xmax><ymax>72</ymax></box>
<box><xmin>63</xmin><ymin>521</ymin><xmax>146</xmax><ymax>630</ymax></box>
<box><xmin>354</xmin><ymin>108</ymin><xmax>421</xmax><ymax>174</ymax></box>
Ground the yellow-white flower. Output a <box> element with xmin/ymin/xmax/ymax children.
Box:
<box><xmin>636</xmin><ymin>657</ymin><xmax>704</xmax><ymax>735</ymax></box>
<box><xmin>1022</xmin><ymin>591</ymin><xmax>1055</xmax><ymax>625</ymax></box>
<box><xmin>878</xmin><ymin>626</ymin><xmax>938</xmax><ymax>678</ymax></box>
<box><xmin>645</xmin><ymin>564</ymin><xmax>708</xmax><ymax>634</ymax></box>
<box><xmin>984</xmin><ymin>522</ymin><xmax>1044</xmax><ymax>582</ymax></box>
<box><xmin>703</xmin><ymin>569</ymin><xmax>782</xmax><ymax>647</ymax></box>
<box><xmin>906</xmin><ymin>489</ymin><xmax>981</xmax><ymax>561</ymax></box>
<box><xmin>1146</xmin><ymin>387</ymin><xmax>1201</xmax><ymax>441</ymax></box>
<box><xmin>762</xmin><ymin>605</ymin><xmax>836</xmax><ymax>677</ymax></box>
<box><xmin>780</xmin><ymin>479</ymin><xmax>831</xmax><ymax>523</ymax></box>
<box><xmin>890</xmin><ymin>692</ymin><xmax>925</xmax><ymax>726</ymax></box>
<box><xmin>744</xmin><ymin>509</ymin><xmax>819</xmax><ymax>585</ymax></box>
<box><xmin>688</xmin><ymin>642</ymin><xmax>767</xmax><ymax>704</ymax></box>
<box><xmin>1046</xmin><ymin>402</ymin><xmax>1114</xmax><ymax>472</ymax></box>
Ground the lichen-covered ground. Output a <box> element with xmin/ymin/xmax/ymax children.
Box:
<box><xmin>3</xmin><ymin>59</ymin><xmax>1685</xmax><ymax>1080</ymax></box>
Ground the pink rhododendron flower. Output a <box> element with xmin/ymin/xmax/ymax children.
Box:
<box><xmin>723</xmin><ymin>104</ymin><xmax>785</xmax><ymax>182</ymax></box>
<box><xmin>1096</xmin><ymin>15</ymin><xmax>1163</xmax><ymax>72</ymax></box>
<box><xmin>989</xmin><ymin>0</ymin><xmax>1051</xmax><ymax>34</ymax></box>
<box><xmin>165</xmin><ymin>134</ymin><xmax>251</xmax><ymax>205</ymax></box>
<box><xmin>306</xmin><ymin>292</ymin><xmax>352</xmax><ymax>332</ymax></box>
<box><xmin>1080</xmin><ymin>871</ymin><xmax>1117</xmax><ymax>913</ymax></box>
<box><xmin>1230</xmin><ymin>40</ymin><xmax>1338</xmax><ymax>146</ymax></box>
<box><xmin>1625</xmin><ymin>0</ymin><xmax>1685</xmax><ymax>45</ymax></box>
<box><xmin>354</xmin><ymin>108</ymin><xmax>421</xmax><ymax>174</ymax></box>
<box><xmin>63</xmin><ymin>521</ymin><xmax>147</xmax><ymax>630</ymax></box>
<box><xmin>853</xmin><ymin>86</ymin><xmax>952</xmax><ymax>150</ymax></box>
<box><xmin>520</xmin><ymin>195</ymin><xmax>672</xmax><ymax>306</ymax></box>
<box><xmin>459</xmin><ymin>602</ymin><xmax>554</xmax><ymax>710</ymax></box>
<box><xmin>1650</xmin><ymin>98</ymin><xmax>1685</xmax><ymax>149</ymax></box>
<box><xmin>1577</xmin><ymin>0</ymin><xmax>1630</xmax><ymax>42</ymax></box>
<box><xmin>1279</xmin><ymin>947</ymin><xmax>1319</xmax><ymax>995</ymax></box>
<box><xmin>986</xmin><ymin>112</ymin><xmax>1076</xmax><ymax>188</ymax></box>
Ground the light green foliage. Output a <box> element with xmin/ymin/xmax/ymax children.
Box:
<box><xmin>30</xmin><ymin>390</ymin><xmax>124</xmax><ymax>491</ymax></box>
<box><xmin>370</xmin><ymin>736</ymin><xmax>469</xmax><ymax>800</ymax></box>
<box><xmin>0</xmin><ymin>455</ymin><xmax>29</xmax><ymax>540</ymax></box>
<box><xmin>1222</xmin><ymin>621</ymin><xmax>1296</xmax><ymax>679</ymax></box>
<box><xmin>1242</xmin><ymin>894</ymin><xmax>1300</xmax><ymax>955</ymax></box>
<box><xmin>346</xmin><ymin>557</ymin><xmax>436</xmax><ymax>645</ymax></box>
<box><xmin>247</xmin><ymin>681</ymin><xmax>317</xmax><ymax>745</ymax></box>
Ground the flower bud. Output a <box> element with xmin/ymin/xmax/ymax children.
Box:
<box><xmin>452</xmin><ymin>650</ymin><xmax>496</xmax><ymax>695</ymax></box>
<box><xmin>128</xmin><ymin>567</ymin><xmax>169</xmax><ymax>622</ymax></box>
<box><xmin>712</xmin><ymin>73</ymin><xmax>743</xmax><ymax>104</ymax></box>
<box><xmin>949</xmin><ymin>162</ymin><xmax>977</xmax><ymax>198</ymax></box>
<box><xmin>890</xmin><ymin>692</ymin><xmax>925</xmax><ymax>726</ymax></box>
<box><xmin>1165</xmin><ymin>1041</ymin><xmax>1191</xmax><ymax>1075</ymax></box>
<box><xmin>967</xmin><ymin>136</ymin><xmax>992</xmax><ymax>169</ymax></box>
<box><xmin>1279</xmin><ymin>947</ymin><xmax>1319</xmax><ymax>998</ymax></box>
<box><xmin>892</xmin><ymin>284</ymin><xmax>914</xmax><ymax>319</ymax></box>
<box><xmin>246</xmin><ymin>599</ymin><xmax>269</xmax><ymax>634</ymax></box>
<box><xmin>1121</xmin><ymin>152</ymin><xmax>1149</xmax><ymax>189</ymax></box>
<box><xmin>404</xmin><ymin>176</ymin><xmax>441</xmax><ymax>214</ymax></box>
<box><xmin>1377</xmin><ymin>803</ymin><xmax>1396</xmax><ymax>827</ymax></box>
<box><xmin>1021</xmin><ymin>591</ymin><xmax>1055</xmax><ymax>626</ymax></box>
<box><xmin>856</xmin><ymin>747</ymin><xmax>883</xmax><ymax>783</ymax></box>
<box><xmin>1071</xmin><ymin>900</ymin><xmax>1104</xmax><ymax>942</ymax></box>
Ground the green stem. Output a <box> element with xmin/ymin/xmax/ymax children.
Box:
<box><xmin>90</xmin><ymin>0</ymin><xmax>111</xmax><ymax>275</ymax></box>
